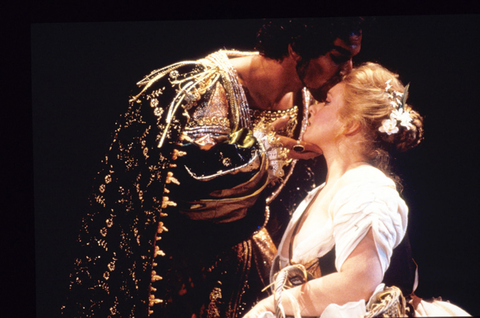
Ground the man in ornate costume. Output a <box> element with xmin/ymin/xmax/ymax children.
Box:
<box><xmin>61</xmin><ymin>18</ymin><xmax>363</xmax><ymax>318</ymax></box>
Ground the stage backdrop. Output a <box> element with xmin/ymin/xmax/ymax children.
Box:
<box><xmin>32</xmin><ymin>15</ymin><xmax>480</xmax><ymax>317</ymax></box>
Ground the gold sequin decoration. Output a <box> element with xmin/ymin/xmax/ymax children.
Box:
<box><xmin>222</xmin><ymin>157</ymin><xmax>232</xmax><ymax>167</ymax></box>
<box><xmin>149</xmin><ymin>294</ymin><xmax>163</xmax><ymax>306</ymax></box>
<box><xmin>97</xmin><ymin>239</ymin><xmax>108</xmax><ymax>251</ymax></box>
<box><xmin>186</xmin><ymin>116</ymin><xmax>230</xmax><ymax>128</ymax></box>
<box><xmin>94</xmin><ymin>194</ymin><xmax>106</xmax><ymax>207</ymax></box>
<box><xmin>169</xmin><ymin>70</ymin><xmax>179</xmax><ymax>79</ymax></box>
<box><xmin>151</xmin><ymin>270</ymin><xmax>163</xmax><ymax>282</ymax></box>
<box><xmin>154</xmin><ymin>245</ymin><xmax>165</xmax><ymax>257</ymax></box>
<box><xmin>161</xmin><ymin>196</ymin><xmax>177</xmax><ymax>208</ymax></box>
<box><xmin>147</xmin><ymin>87</ymin><xmax>166</xmax><ymax>99</ymax></box>
<box><xmin>172</xmin><ymin>149</ymin><xmax>187</xmax><ymax>160</ymax></box>
<box><xmin>150</xmin><ymin>98</ymin><xmax>159</xmax><ymax>108</ymax></box>
<box><xmin>206</xmin><ymin>287</ymin><xmax>222</xmax><ymax>318</ymax></box>
<box><xmin>166</xmin><ymin>171</ymin><xmax>180</xmax><ymax>185</ymax></box>
<box><xmin>250</xmin><ymin>105</ymin><xmax>299</xmax><ymax>138</ymax></box>
<box><xmin>157</xmin><ymin>221</ymin><xmax>168</xmax><ymax>234</ymax></box>
<box><xmin>154</xmin><ymin>107</ymin><xmax>163</xmax><ymax>117</ymax></box>
<box><xmin>109</xmin><ymin>306</ymin><xmax>118</xmax><ymax>315</ymax></box>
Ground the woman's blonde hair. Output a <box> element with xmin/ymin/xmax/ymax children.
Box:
<box><xmin>340</xmin><ymin>62</ymin><xmax>424</xmax><ymax>183</ymax></box>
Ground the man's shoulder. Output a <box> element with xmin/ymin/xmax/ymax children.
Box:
<box><xmin>137</xmin><ymin>60</ymin><xmax>205</xmax><ymax>88</ymax></box>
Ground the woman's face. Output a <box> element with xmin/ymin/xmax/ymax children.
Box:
<box><xmin>304</xmin><ymin>82</ymin><xmax>346</xmax><ymax>148</ymax></box>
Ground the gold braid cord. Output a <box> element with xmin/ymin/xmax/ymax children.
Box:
<box><xmin>364</xmin><ymin>285</ymin><xmax>410</xmax><ymax>317</ymax></box>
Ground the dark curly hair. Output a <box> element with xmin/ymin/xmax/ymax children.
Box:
<box><xmin>255</xmin><ymin>17</ymin><xmax>364</xmax><ymax>61</ymax></box>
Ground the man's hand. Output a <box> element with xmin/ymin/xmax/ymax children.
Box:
<box><xmin>271</xmin><ymin>115</ymin><xmax>322</xmax><ymax>160</ymax></box>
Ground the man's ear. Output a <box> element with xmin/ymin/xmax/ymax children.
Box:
<box><xmin>343</xmin><ymin>120</ymin><xmax>361</xmax><ymax>136</ymax></box>
<box><xmin>288</xmin><ymin>44</ymin><xmax>301</xmax><ymax>62</ymax></box>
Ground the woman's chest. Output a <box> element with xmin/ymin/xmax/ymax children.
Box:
<box><xmin>289</xmin><ymin>189</ymin><xmax>336</xmax><ymax>257</ymax></box>
<box><xmin>294</xmin><ymin>200</ymin><xmax>330</xmax><ymax>244</ymax></box>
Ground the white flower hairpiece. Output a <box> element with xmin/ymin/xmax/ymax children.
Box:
<box><xmin>379</xmin><ymin>80</ymin><xmax>412</xmax><ymax>135</ymax></box>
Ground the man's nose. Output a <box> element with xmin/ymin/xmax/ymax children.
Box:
<box><xmin>308</xmin><ymin>105</ymin><xmax>315</xmax><ymax>115</ymax></box>
<box><xmin>309</xmin><ymin>103</ymin><xmax>320</xmax><ymax>114</ymax></box>
<box><xmin>341</xmin><ymin>59</ymin><xmax>353</xmax><ymax>75</ymax></box>
<box><xmin>346</xmin><ymin>59</ymin><xmax>353</xmax><ymax>72</ymax></box>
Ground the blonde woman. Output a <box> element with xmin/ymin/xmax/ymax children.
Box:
<box><xmin>244</xmin><ymin>62</ymin><xmax>470</xmax><ymax>317</ymax></box>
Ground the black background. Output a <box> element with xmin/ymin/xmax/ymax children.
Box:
<box><xmin>6</xmin><ymin>2</ymin><xmax>480</xmax><ymax>317</ymax></box>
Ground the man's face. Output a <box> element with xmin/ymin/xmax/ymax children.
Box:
<box><xmin>297</xmin><ymin>33</ymin><xmax>362</xmax><ymax>101</ymax></box>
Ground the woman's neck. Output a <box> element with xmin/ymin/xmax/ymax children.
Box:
<box><xmin>321</xmin><ymin>127</ymin><xmax>369</xmax><ymax>186</ymax></box>
<box><xmin>323</xmin><ymin>147</ymin><xmax>367</xmax><ymax>186</ymax></box>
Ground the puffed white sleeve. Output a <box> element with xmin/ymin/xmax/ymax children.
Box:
<box><xmin>330</xmin><ymin>177</ymin><xmax>408</xmax><ymax>275</ymax></box>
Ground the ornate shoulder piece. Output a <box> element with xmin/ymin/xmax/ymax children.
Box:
<box><xmin>204</xmin><ymin>50</ymin><xmax>258</xmax><ymax>131</ymax></box>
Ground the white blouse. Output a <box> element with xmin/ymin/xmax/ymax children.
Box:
<box><xmin>263</xmin><ymin>166</ymin><xmax>470</xmax><ymax>318</ymax></box>
<box><xmin>275</xmin><ymin>165</ymin><xmax>408</xmax><ymax>278</ymax></box>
